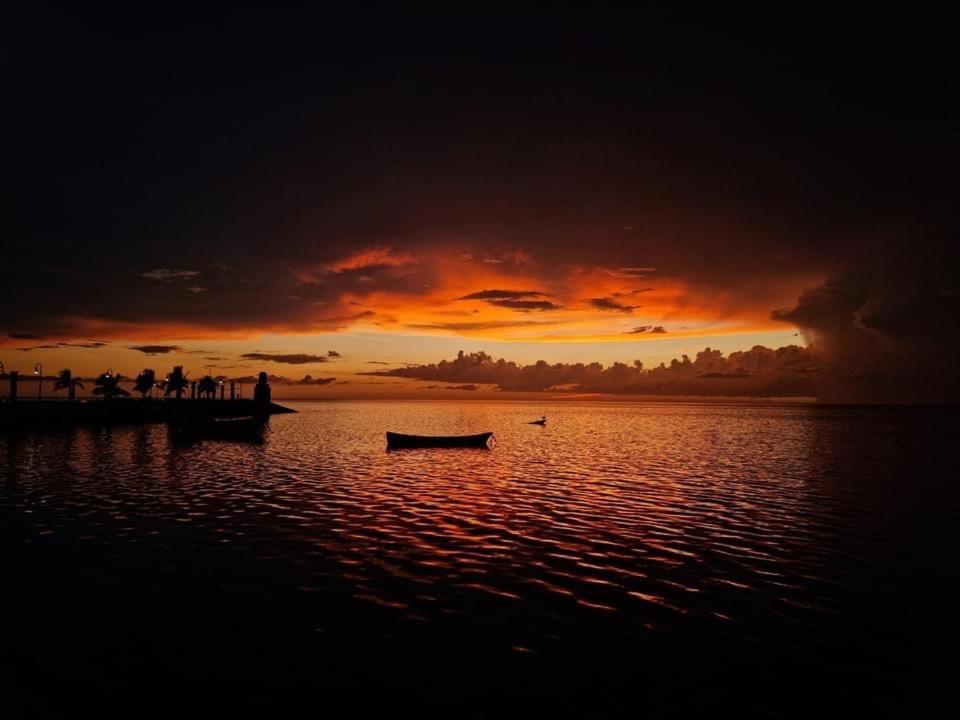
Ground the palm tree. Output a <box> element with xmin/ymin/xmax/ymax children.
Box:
<box><xmin>197</xmin><ymin>374</ymin><xmax>217</xmax><ymax>399</ymax></box>
<box><xmin>52</xmin><ymin>369</ymin><xmax>84</xmax><ymax>401</ymax></box>
<box><xmin>53</xmin><ymin>370</ymin><xmax>83</xmax><ymax>401</ymax></box>
<box><xmin>133</xmin><ymin>369</ymin><xmax>156</xmax><ymax>400</ymax></box>
<box><xmin>164</xmin><ymin>366</ymin><xmax>189</xmax><ymax>400</ymax></box>
<box><xmin>93</xmin><ymin>371</ymin><xmax>130</xmax><ymax>400</ymax></box>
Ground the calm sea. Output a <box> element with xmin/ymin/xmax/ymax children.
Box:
<box><xmin>2</xmin><ymin>401</ymin><xmax>958</xmax><ymax>716</ymax></box>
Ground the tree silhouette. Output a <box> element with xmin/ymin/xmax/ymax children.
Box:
<box><xmin>197</xmin><ymin>374</ymin><xmax>217</xmax><ymax>399</ymax></box>
<box><xmin>93</xmin><ymin>371</ymin><xmax>129</xmax><ymax>400</ymax></box>
<box><xmin>133</xmin><ymin>369</ymin><xmax>156</xmax><ymax>400</ymax></box>
<box><xmin>52</xmin><ymin>369</ymin><xmax>84</xmax><ymax>401</ymax></box>
<box><xmin>164</xmin><ymin>366</ymin><xmax>189</xmax><ymax>400</ymax></box>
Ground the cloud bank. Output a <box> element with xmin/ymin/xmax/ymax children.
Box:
<box><xmin>360</xmin><ymin>347</ymin><xmax>818</xmax><ymax>397</ymax></box>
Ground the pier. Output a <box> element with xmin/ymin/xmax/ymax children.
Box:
<box><xmin>0</xmin><ymin>371</ymin><xmax>294</xmax><ymax>429</ymax></box>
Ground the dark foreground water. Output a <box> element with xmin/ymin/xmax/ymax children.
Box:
<box><xmin>2</xmin><ymin>401</ymin><xmax>959</xmax><ymax>717</ymax></box>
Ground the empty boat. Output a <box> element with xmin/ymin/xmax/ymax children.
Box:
<box><xmin>386</xmin><ymin>431</ymin><xmax>494</xmax><ymax>449</ymax></box>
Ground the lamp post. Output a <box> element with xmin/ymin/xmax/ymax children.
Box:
<box><xmin>34</xmin><ymin>363</ymin><xmax>42</xmax><ymax>401</ymax></box>
<box><xmin>218</xmin><ymin>378</ymin><xmax>225</xmax><ymax>401</ymax></box>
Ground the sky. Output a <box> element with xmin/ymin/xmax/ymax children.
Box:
<box><xmin>1</xmin><ymin>8</ymin><xmax>958</xmax><ymax>402</ymax></box>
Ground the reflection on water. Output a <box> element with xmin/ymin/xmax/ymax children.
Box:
<box><xmin>2</xmin><ymin>401</ymin><xmax>959</xmax><ymax>715</ymax></box>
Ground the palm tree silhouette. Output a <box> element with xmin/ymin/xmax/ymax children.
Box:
<box><xmin>93</xmin><ymin>371</ymin><xmax>130</xmax><ymax>400</ymax></box>
<box><xmin>133</xmin><ymin>369</ymin><xmax>156</xmax><ymax>400</ymax></box>
<box><xmin>52</xmin><ymin>369</ymin><xmax>84</xmax><ymax>401</ymax></box>
<box><xmin>197</xmin><ymin>374</ymin><xmax>217</xmax><ymax>399</ymax></box>
<box><xmin>164</xmin><ymin>366</ymin><xmax>189</xmax><ymax>400</ymax></box>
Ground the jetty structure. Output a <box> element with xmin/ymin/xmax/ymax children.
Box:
<box><xmin>0</xmin><ymin>370</ymin><xmax>294</xmax><ymax>430</ymax></box>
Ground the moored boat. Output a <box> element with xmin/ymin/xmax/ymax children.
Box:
<box><xmin>386</xmin><ymin>431</ymin><xmax>494</xmax><ymax>449</ymax></box>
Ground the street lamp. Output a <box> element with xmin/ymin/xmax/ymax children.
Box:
<box><xmin>34</xmin><ymin>363</ymin><xmax>42</xmax><ymax>400</ymax></box>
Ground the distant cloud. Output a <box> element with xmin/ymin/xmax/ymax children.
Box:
<box><xmin>489</xmin><ymin>299</ymin><xmax>562</xmax><ymax>311</ymax></box>
<box><xmin>406</xmin><ymin>320</ymin><xmax>560</xmax><ymax>332</ymax></box>
<box><xmin>458</xmin><ymin>289</ymin><xmax>545</xmax><ymax>301</ymax></box>
<box><xmin>612</xmin><ymin>288</ymin><xmax>654</xmax><ymax>298</ymax></box>
<box><xmin>442</xmin><ymin>384</ymin><xmax>479</xmax><ymax>391</ymax></box>
<box><xmin>605</xmin><ymin>267</ymin><xmax>657</xmax><ymax>279</ymax></box>
<box><xmin>19</xmin><ymin>340</ymin><xmax>109</xmax><ymax>351</ymax></box>
<box><xmin>128</xmin><ymin>345</ymin><xmax>181</xmax><ymax>355</ymax></box>
<box><xmin>297</xmin><ymin>375</ymin><xmax>337</xmax><ymax>385</ymax></box>
<box><xmin>458</xmin><ymin>289</ymin><xmax>560</xmax><ymax>312</ymax></box>
<box><xmin>327</xmin><ymin>350</ymin><xmax>341</xmax><ymax>357</ymax></box>
<box><xmin>324</xmin><ymin>247</ymin><xmax>412</xmax><ymax>272</ymax></box>
<box><xmin>139</xmin><ymin>268</ymin><xmax>201</xmax><ymax>282</ymax></box>
<box><xmin>241</xmin><ymin>352</ymin><xmax>329</xmax><ymax>364</ymax></box>
<box><xmin>627</xmin><ymin>325</ymin><xmax>666</xmax><ymax>334</ymax></box>
<box><xmin>61</xmin><ymin>341</ymin><xmax>109</xmax><ymax>348</ymax></box>
<box><xmin>590</xmin><ymin>297</ymin><xmax>639</xmax><ymax>313</ymax></box>
<box><xmin>8</xmin><ymin>332</ymin><xmax>43</xmax><ymax>340</ymax></box>
<box><xmin>361</xmin><ymin>347</ymin><xmax>814</xmax><ymax>396</ymax></box>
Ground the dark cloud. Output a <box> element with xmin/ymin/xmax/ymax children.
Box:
<box><xmin>405</xmin><ymin>320</ymin><xmax>560</xmax><ymax>332</ymax></box>
<box><xmin>139</xmin><ymin>269</ymin><xmax>201</xmax><ymax>282</ymax></box>
<box><xmin>456</xmin><ymin>290</ymin><xmax>560</xmax><ymax>312</ymax></box>
<box><xmin>442</xmin><ymin>384</ymin><xmax>480</xmax><ymax>391</ymax></box>
<box><xmin>590</xmin><ymin>297</ymin><xmax>639</xmax><ymax>313</ymax></box>
<box><xmin>365</xmin><ymin>361</ymin><xmax>393</xmax><ymax>365</ymax></box>
<box><xmin>361</xmin><ymin>347</ymin><xmax>817</xmax><ymax>396</ymax></box>
<box><xmin>296</xmin><ymin>375</ymin><xmax>337</xmax><ymax>385</ymax></box>
<box><xmin>612</xmin><ymin>288</ymin><xmax>653</xmax><ymax>298</ymax></box>
<box><xmin>128</xmin><ymin>345</ymin><xmax>181</xmax><ymax>355</ymax></box>
<box><xmin>773</xmin><ymin>246</ymin><xmax>960</xmax><ymax>404</ymax></box>
<box><xmin>625</xmin><ymin>325</ymin><xmax>667</xmax><ymax>334</ymax></box>
<box><xmin>327</xmin><ymin>350</ymin><xmax>341</xmax><ymax>357</ymax></box>
<box><xmin>18</xmin><ymin>341</ymin><xmax>109</xmax><ymax>351</ymax></box>
<box><xmin>7</xmin><ymin>332</ymin><xmax>43</xmax><ymax>340</ymax></box>
<box><xmin>458</xmin><ymin>290</ymin><xmax>545</xmax><ymax>301</ymax></box>
<box><xmin>488</xmin><ymin>299</ymin><xmax>562</xmax><ymax>311</ymax></box>
<box><xmin>241</xmin><ymin>353</ymin><xmax>330</xmax><ymax>364</ymax></box>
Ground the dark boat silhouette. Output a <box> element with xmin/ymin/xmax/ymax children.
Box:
<box><xmin>529</xmin><ymin>416</ymin><xmax>547</xmax><ymax>425</ymax></box>
<box><xmin>386</xmin><ymin>431</ymin><xmax>494</xmax><ymax>449</ymax></box>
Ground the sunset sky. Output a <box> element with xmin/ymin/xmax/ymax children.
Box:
<box><xmin>2</xmin><ymin>9</ymin><xmax>957</xmax><ymax>402</ymax></box>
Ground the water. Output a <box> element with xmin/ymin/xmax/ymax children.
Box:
<box><xmin>2</xmin><ymin>401</ymin><xmax>958</xmax><ymax>716</ymax></box>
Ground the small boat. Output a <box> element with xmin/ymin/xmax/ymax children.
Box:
<box><xmin>386</xmin><ymin>431</ymin><xmax>494</xmax><ymax>450</ymax></box>
<box><xmin>528</xmin><ymin>416</ymin><xmax>547</xmax><ymax>425</ymax></box>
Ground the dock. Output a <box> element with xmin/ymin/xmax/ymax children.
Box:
<box><xmin>0</xmin><ymin>398</ymin><xmax>295</xmax><ymax>430</ymax></box>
